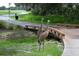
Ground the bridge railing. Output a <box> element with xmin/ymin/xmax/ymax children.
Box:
<box><xmin>48</xmin><ymin>27</ymin><xmax>65</xmax><ymax>39</ymax></box>
<box><xmin>25</xmin><ymin>25</ymin><xmax>65</xmax><ymax>40</ymax></box>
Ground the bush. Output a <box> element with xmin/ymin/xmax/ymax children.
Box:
<box><xmin>0</xmin><ymin>21</ymin><xmax>7</xmax><ymax>29</ymax></box>
<box><xmin>0</xmin><ymin>20</ymin><xmax>23</xmax><ymax>30</ymax></box>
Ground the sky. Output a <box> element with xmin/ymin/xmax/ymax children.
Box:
<box><xmin>1</xmin><ymin>0</ymin><xmax>79</xmax><ymax>3</ymax></box>
<box><xmin>0</xmin><ymin>0</ymin><xmax>26</xmax><ymax>8</ymax></box>
<box><xmin>0</xmin><ymin>3</ymin><xmax>15</xmax><ymax>8</ymax></box>
<box><xmin>0</xmin><ymin>0</ymin><xmax>79</xmax><ymax>8</ymax></box>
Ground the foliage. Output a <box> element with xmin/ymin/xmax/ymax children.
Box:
<box><xmin>15</xmin><ymin>3</ymin><xmax>79</xmax><ymax>23</ymax></box>
<box><xmin>0</xmin><ymin>21</ymin><xmax>6</xmax><ymax>29</ymax></box>
<box><xmin>0</xmin><ymin>20</ymin><xmax>23</xmax><ymax>30</ymax></box>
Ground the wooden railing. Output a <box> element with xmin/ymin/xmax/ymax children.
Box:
<box><xmin>25</xmin><ymin>25</ymin><xmax>65</xmax><ymax>40</ymax></box>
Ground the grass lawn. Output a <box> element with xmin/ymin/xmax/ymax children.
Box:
<box><xmin>0</xmin><ymin>30</ymin><xmax>64</xmax><ymax>56</ymax></box>
<box><xmin>0</xmin><ymin>10</ymin><xmax>28</xmax><ymax>15</ymax></box>
<box><xmin>11</xmin><ymin>13</ymin><xmax>79</xmax><ymax>25</ymax></box>
<box><xmin>17</xmin><ymin>14</ymin><xmax>65</xmax><ymax>24</ymax></box>
<box><xmin>0</xmin><ymin>10</ymin><xmax>15</xmax><ymax>15</ymax></box>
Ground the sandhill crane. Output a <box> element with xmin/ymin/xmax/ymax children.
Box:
<box><xmin>37</xmin><ymin>18</ymin><xmax>50</xmax><ymax>51</ymax></box>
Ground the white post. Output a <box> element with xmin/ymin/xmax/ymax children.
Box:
<box><xmin>9</xmin><ymin>3</ymin><xmax>11</xmax><ymax>20</ymax></box>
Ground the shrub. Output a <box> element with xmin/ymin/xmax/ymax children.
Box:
<box><xmin>0</xmin><ymin>20</ymin><xmax>23</xmax><ymax>30</ymax></box>
<box><xmin>0</xmin><ymin>21</ymin><xmax>7</xmax><ymax>29</ymax></box>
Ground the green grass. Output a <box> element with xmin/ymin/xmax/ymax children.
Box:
<box><xmin>0</xmin><ymin>10</ymin><xmax>28</xmax><ymax>15</ymax></box>
<box><xmin>11</xmin><ymin>13</ymin><xmax>79</xmax><ymax>25</ymax></box>
<box><xmin>0</xmin><ymin>10</ymin><xmax>15</xmax><ymax>15</ymax></box>
<box><xmin>0</xmin><ymin>31</ymin><xmax>63</xmax><ymax>56</ymax></box>
<box><xmin>17</xmin><ymin>14</ymin><xmax>65</xmax><ymax>24</ymax></box>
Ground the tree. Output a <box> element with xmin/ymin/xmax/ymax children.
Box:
<box><xmin>0</xmin><ymin>6</ymin><xmax>6</xmax><ymax>10</ymax></box>
<box><xmin>15</xmin><ymin>3</ymin><xmax>79</xmax><ymax>23</ymax></box>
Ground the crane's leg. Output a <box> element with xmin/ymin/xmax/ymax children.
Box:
<box><xmin>38</xmin><ymin>40</ymin><xmax>41</xmax><ymax>51</ymax></box>
<box><xmin>42</xmin><ymin>40</ymin><xmax>44</xmax><ymax>51</ymax></box>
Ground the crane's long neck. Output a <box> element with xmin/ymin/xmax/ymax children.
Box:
<box><xmin>38</xmin><ymin>20</ymin><xmax>43</xmax><ymax>33</ymax></box>
<box><xmin>40</xmin><ymin>23</ymin><xmax>43</xmax><ymax>31</ymax></box>
<box><xmin>40</xmin><ymin>19</ymin><xmax>43</xmax><ymax>31</ymax></box>
<box><xmin>46</xmin><ymin>21</ymin><xmax>49</xmax><ymax>30</ymax></box>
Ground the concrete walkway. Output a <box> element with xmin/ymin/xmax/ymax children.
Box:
<box><xmin>62</xmin><ymin>29</ymin><xmax>79</xmax><ymax>56</ymax></box>
<box><xmin>0</xmin><ymin>14</ymin><xmax>38</xmax><ymax>27</ymax></box>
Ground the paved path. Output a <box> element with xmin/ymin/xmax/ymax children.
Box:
<box><xmin>0</xmin><ymin>14</ymin><xmax>39</xmax><ymax>27</ymax></box>
<box><xmin>62</xmin><ymin>29</ymin><xmax>79</xmax><ymax>56</ymax></box>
